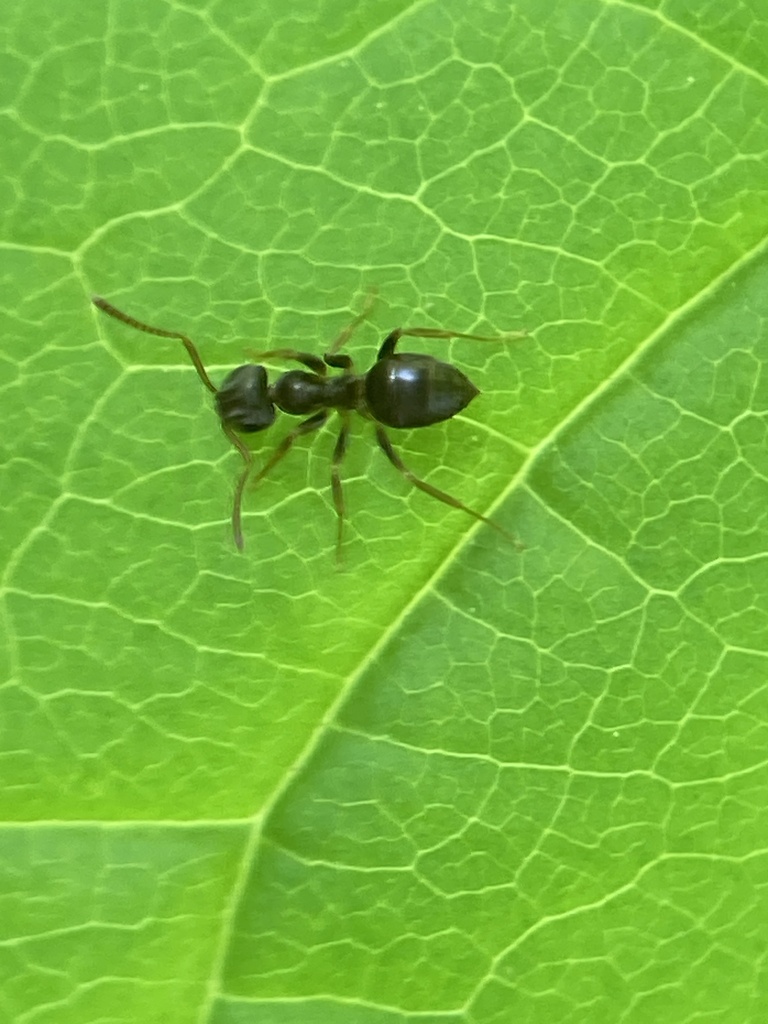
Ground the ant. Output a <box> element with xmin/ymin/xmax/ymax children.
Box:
<box><xmin>91</xmin><ymin>294</ymin><xmax>526</xmax><ymax>555</ymax></box>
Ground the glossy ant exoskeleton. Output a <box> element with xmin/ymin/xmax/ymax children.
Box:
<box><xmin>92</xmin><ymin>295</ymin><xmax>525</xmax><ymax>554</ymax></box>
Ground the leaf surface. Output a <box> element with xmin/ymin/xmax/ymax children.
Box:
<box><xmin>2</xmin><ymin>1</ymin><xmax>768</xmax><ymax>1021</ymax></box>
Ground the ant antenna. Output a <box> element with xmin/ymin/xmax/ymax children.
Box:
<box><xmin>91</xmin><ymin>296</ymin><xmax>218</xmax><ymax>395</ymax></box>
<box><xmin>92</xmin><ymin>295</ymin><xmax>253</xmax><ymax>549</ymax></box>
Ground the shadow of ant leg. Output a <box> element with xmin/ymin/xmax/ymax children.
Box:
<box><xmin>251</xmin><ymin>411</ymin><xmax>328</xmax><ymax>489</ymax></box>
<box><xmin>325</xmin><ymin>289</ymin><xmax>378</xmax><ymax>359</ymax></box>
<box><xmin>230</xmin><ymin>411</ymin><xmax>328</xmax><ymax>550</ymax></box>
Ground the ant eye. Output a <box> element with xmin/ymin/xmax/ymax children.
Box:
<box><xmin>215</xmin><ymin>365</ymin><xmax>276</xmax><ymax>432</ymax></box>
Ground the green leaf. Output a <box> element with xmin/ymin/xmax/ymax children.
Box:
<box><xmin>2</xmin><ymin>0</ymin><xmax>768</xmax><ymax>1021</ymax></box>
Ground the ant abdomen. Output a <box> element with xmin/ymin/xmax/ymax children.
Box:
<box><xmin>365</xmin><ymin>354</ymin><xmax>479</xmax><ymax>429</ymax></box>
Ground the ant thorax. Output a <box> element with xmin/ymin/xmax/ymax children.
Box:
<box><xmin>271</xmin><ymin>369</ymin><xmax>363</xmax><ymax>415</ymax></box>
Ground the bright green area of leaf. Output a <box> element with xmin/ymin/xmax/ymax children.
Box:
<box><xmin>2</xmin><ymin>0</ymin><xmax>768</xmax><ymax>1021</ymax></box>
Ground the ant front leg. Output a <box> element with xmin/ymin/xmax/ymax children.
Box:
<box><xmin>374</xmin><ymin>426</ymin><xmax>523</xmax><ymax>550</ymax></box>
<box><xmin>250</xmin><ymin>411</ymin><xmax>328</xmax><ymax>491</ymax></box>
<box><xmin>245</xmin><ymin>349</ymin><xmax>326</xmax><ymax>375</ymax></box>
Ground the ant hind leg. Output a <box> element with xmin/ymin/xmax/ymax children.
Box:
<box><xmin>374</xmin><ymin>426</ymin><xmax>523</xmax><ymax>549</ymax></box>
<box><xmin>376</xmin><ymin>326</ymin><xmax>527</xmax><ymax>362</ymax></box>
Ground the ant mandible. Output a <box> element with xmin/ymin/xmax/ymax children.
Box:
<box><xmin>91</xmin><ymin>294</ymin><xmax>526</xmax><ymax>555</ymax></box>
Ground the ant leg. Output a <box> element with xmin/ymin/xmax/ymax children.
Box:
<box><xmin>245</xmin><ymin>349</ymin><xmax>326</xmax><ymax>375</ymax></box>
<box><xmin>230</xmin><ymin>411</ymin><xmax>328</xmax><ymax>550</ymax></box>
<box><xmin>92</xmin><ymin>297</ymin><xmax>259</xmax><ymax>550</ymax></box>
<box><xmin>324</xmin><ymin>352</ymin><xmax>354</xmax><ymax>372</ymax></box>
<box><xmin>330</xmin><ymin>413</ymin><xmax>351</xmax><ymax>561</ymax></box>
<box><xmin>374</xmin><ymin>426</ymin><xmax>523</xmax><ymax>550</ymax></box>
<box><xmin>325</xmin><ymin>289</ymin><xmax>378</xmax><ymax>359</ymax></box>
<box><xmin>92</xmin><ymin>296</ymin><xmax>218</xmax><ymax>395</ymax></box>
<box><xmin>377</xmin><ymin>326</ymin><xmax>527</xmax><ymax>361</ymax></box>
<box><xmin>252</xmin><ymin>410</ymin><xmax>328</xmax><ymax>489</ymax></box>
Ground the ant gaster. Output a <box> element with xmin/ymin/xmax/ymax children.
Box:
<box><xmin>91</xmin><ymin>295</ymin><xmax>525</xmax><ymax>554</ymax></box>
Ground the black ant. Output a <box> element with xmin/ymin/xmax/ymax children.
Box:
<box><xmin>91</xmin><ymin>295</ymin><xmax>526</xmax><ymax>554</ymax></box>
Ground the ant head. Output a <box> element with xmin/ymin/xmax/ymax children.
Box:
<box><xmin>215</xmin><ymin>364</ymin><xmax>276</xmax><ymax>433</ymax></box>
